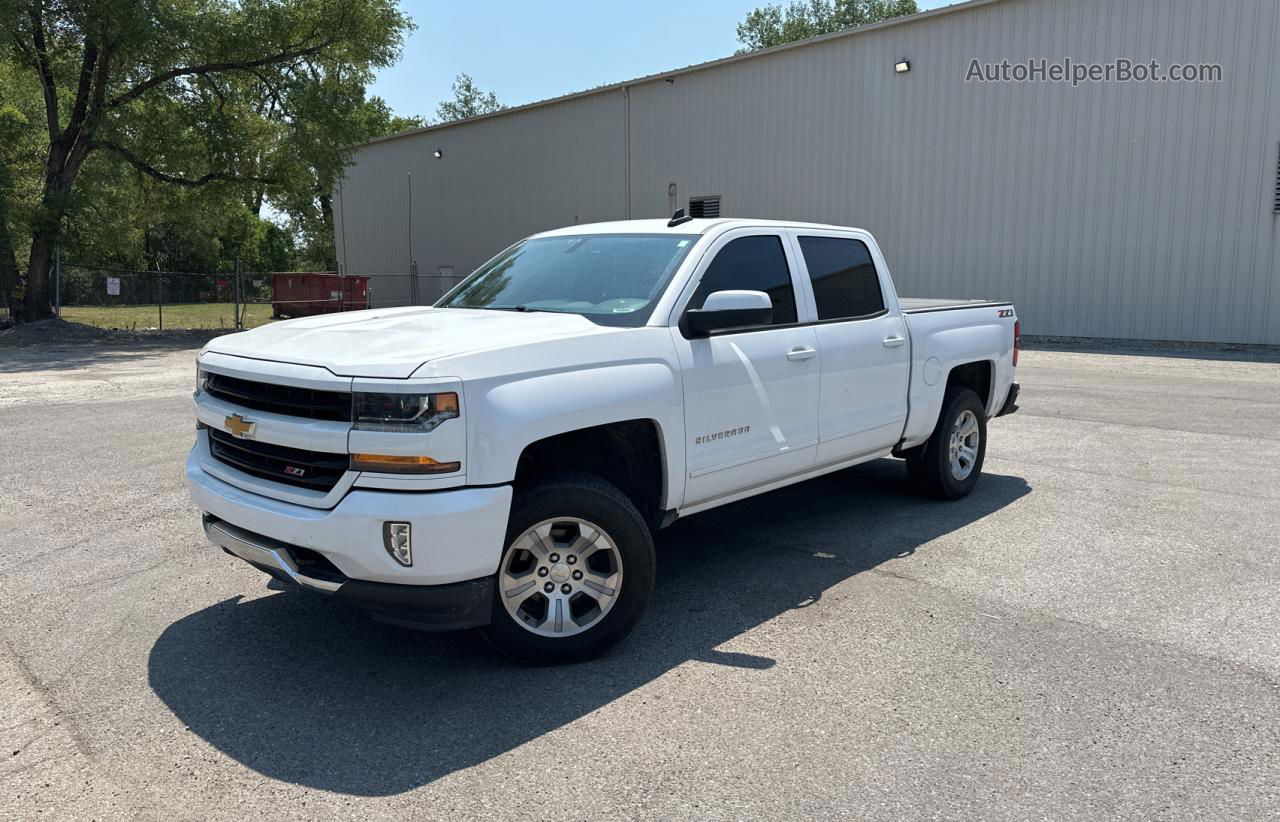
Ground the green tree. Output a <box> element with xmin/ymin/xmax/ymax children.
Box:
<box><xmin>735</xmin><ymin>0</ymin><xmax>918</xmax><ymax>52</ymax></box>
<box><xmin>0</xmin><ymin>100</ymin><xmax>29</xmax><ymax>316</ymax></box>
<box><xmin>281</xmin><ymin>75</ymin><xmax>511</xmax><ymax>271</ymax></box>
<box><xmin>0</xmin><ymin>0</ymin><xmax>412</xmax><ymax>321</ymax></box>
<box><xmin>434</xmin><ymin>73</ymin><xmax>503</xmax><ymax>123</ymax></box>
<box><xmin>4</xmin><ymin>51</ymin><xmax>302</xmax><ymax>282</ymax></box>
<box><xmin>275</xmin><ymin>96</ymin><xmax>423</xmax><ymax>271</ymax></box>
<box><xmin>0</xmin><ymin>54</ymin><xmax>44</xmax><ymax>315</ymax></box>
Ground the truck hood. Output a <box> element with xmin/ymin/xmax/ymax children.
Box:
<box><xmin>202</xmin><ymin>306</ymin><xmax>618</xmax><ymax>378</ymax></box>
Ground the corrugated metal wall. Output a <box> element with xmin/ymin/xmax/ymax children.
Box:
<box><xmin>335</xmin><ymin>92</ymin><xmax>629</xmax><ymax>304</ymax></box>
<box><xmin>336</xmin><ymin>0</ymin><xmax>1280</xmax><ymax>343</ymax></box>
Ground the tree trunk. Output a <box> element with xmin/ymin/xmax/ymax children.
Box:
<box><xmin>23</xmin><ymin>143</ymin><xmax>88</xmax><ymax>321</ymax></box>
<box><xmin>23</xmin><ymin>212</ymin><xmax>62</xmax><ymax>322</ymax></box>
<box><xmin>23</xmin><ymin>236</ymin><xmax>56</xmax><ymax>321</ymax></box>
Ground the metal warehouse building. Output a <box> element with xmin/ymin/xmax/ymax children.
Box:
<box><xmin>334</xmin><ymin>0</ymin><xmax>1280</xmax><ymax>345</ymax></box>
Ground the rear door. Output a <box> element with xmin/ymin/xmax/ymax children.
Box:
<box><xmin>671</xmin><ymin>230</ymin><xmax>820</xmax><ymax>506</ymax></box>
<box><xmin>790</xmin><ymin>232</ymin><xmax>911</xmax><ymax>464</ymax></box>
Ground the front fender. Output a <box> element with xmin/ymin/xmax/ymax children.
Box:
<box><xmin>463</xmin><ymin>362</ymin><xmax>686</xmax><ymax>509</ymax></box>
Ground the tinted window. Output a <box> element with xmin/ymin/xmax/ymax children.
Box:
<box><xmin>799</xmin><ymin>236</ymin><xmax>886</xmax><ymax>320</ymax></box>
<box><xmin>690</xmin><ymin>235</ymin><xmax>797</xmax><ymax>326</ymax></box>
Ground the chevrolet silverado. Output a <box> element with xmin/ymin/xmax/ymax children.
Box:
<box><xmin>187</xmin><ymin>216</ymin><xmax>1020</xmax><ymax>663</ymax></box>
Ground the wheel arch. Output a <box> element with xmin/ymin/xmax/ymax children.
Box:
<box><xmin>945</xmin><ymin>359</ymin><xmax>995</xmax><ymax>413</ymax></box>
<box><xmin>898</xmin><ymin>357</ymin><xmax>998</xmax><ymax>452</ymax></box>
<box><xmin>513</xmin><ymin>420</ymin><xmax>668</xmax><ymax>531</ymax></box>
<box><xmin>463</xmin><ymin>362</ymin><xmax>685</xmax><ymax>521</ymax></box>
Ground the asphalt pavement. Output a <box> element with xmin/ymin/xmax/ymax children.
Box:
<box><xmin>1</xmin><ymin>337</ymin><xmax>1277</xmax><ymax>820</ymax></box>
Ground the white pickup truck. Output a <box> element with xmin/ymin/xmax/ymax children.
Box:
<box><xmin>188</xmin><ymin>216</ymin><xmax>1020</xmax><ymax>662</ymax></box>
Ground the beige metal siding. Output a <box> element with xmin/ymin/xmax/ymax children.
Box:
<box><xmin>336</xmin><ymin>0</ymin><xmax>1280</xmax><ymax>343</ymax></box>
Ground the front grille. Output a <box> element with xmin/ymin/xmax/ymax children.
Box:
<box><xmin>206</xmin><ymin>373</ymin><xmax>351</xmax><ymax>421</ymax></box>
<box><xmin>207</xmin><ymin>428</ymin><xmax>348</xmax><ymax>491</ymax></box>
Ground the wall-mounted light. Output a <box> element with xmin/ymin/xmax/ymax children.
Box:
<box><xmin>432</xmin><ymin>149</ymin><xmax>443</xmax><ymax>159</ymax></box>
<box><xmin>895</xmin><ymin>60</ymin><xmax>911</xmax><ymax>74</ymax></box>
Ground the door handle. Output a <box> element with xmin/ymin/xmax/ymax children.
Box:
<box><xmin>786</xmin><ymin>346</ymin><xmax>817</xmax><ymax>362</ymax></box>
<box><xmin>882</xmin><ymin>335</ymin><xmax>907</xmax><ymax>348</ymax></box>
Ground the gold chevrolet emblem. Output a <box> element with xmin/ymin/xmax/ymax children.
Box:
<box><xmin>224</xmin><ymin>413</ymin><xmax>256</xmax><ymax>438</ymax></box>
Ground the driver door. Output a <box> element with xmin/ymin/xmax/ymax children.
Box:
<box><xmin>670</xmin><ymin>231</ymin><xmax>820</xmax><ymax>508</ymax></box>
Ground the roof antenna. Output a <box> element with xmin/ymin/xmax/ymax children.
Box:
<box><xmin>667</xmin><ymin>208</ymin><xmax>693</xmax><ymax>228</ymax></box>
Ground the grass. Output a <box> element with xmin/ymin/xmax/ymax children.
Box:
<box><xmin>59</xmin><ymin>302</ymin><xmax>276</xmax><ymax>331</ymax></box>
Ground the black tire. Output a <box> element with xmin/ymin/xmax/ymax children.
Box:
<box><xmin>482</xmin><ymin>472</ymin><xmax>655</xmax><ymax>664</ymax></box>
<box><xmin>904</xmin><ymin>386</ymin><xmax>988</xmax><ymax>500</ymax></box>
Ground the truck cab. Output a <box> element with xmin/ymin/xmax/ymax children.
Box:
<box><xmin>188</xmin><ymin>218</ymin><xmax>1019</xmax><ymax>662</ymax></box>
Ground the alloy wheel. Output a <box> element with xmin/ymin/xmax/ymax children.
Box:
<box><xmin>948</xmin><ymin>409</ymin><xmax>981</xmax><ymax>480</ymax></box>
<box><xmin>498</xmin><ymin>518</ymin><xmax>624</xmax><ymax>638</ymax></box>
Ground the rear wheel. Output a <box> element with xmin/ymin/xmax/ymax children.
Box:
<box><xmin>483</xmin><ymin>473</ymin><xmax>654</xmax><ymax>664</ymax></box>
<box><xmin>905</xmin><ymin>386</ymin><xmax>988</xmax><ymax>500</ymax></box>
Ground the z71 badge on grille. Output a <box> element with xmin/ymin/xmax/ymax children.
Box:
<box><xmin>223</xmin><ymin>413</ymin><xmax>256</xmax><ymax>438</ymax></box>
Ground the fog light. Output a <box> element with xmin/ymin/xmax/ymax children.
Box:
<box><xmin>383</xmin><ymin>522</ymin><xmax>412</xmax><ymax>567</ymax></box>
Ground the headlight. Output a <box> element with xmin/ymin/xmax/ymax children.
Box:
<box><xmin>195</xmin><ymin>365</ymin><xmax>208</xmax><ymax>395</ymax></box>
<box><xmin>352</xmin><ymin>392</ymin><xmax>459</xmax><ymax>433</ymax></box>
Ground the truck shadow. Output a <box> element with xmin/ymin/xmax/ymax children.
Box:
<box><xmin>148</xmin><ymin>459</ymin><xmax>1030</xmax><ymax>796</ymax></box>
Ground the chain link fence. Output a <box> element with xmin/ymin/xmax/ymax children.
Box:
<box><xmin>45</xmin><ymin>262</ymin><xmax>470</xmax><ymax>331</ymax></box>
<box><xmin>57</xmin><ymin>265</ymin><xmax>250</xmax><ymax>331</ymax></box>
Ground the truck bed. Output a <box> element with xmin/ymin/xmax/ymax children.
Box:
<box><xmin>900</xmin><ymin>298</ymin><xmax>1011</xmax><ymax>314</ymax></box>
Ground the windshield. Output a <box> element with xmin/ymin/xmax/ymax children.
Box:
<box><xmin>437</xmin><ymin>233</ymin><xmax>698</xmax><ymax>327</ymax></box>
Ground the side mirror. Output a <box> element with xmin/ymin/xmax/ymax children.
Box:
<box><xmin>685</xmin><ymin>290</ymin><xmax>773</xmax><ymax>338</ymax></box>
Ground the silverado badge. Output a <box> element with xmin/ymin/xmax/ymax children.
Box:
<box><xmin>224</xmin><ymin>413</ymin><xmax>256</xmax><ymax>439</ymax></box>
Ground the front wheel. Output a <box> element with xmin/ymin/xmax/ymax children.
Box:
<box><xmin>482</xmin><ymin>473</ymin><xmax>655</xmax><ymax>664</ymax></box>
<box><xmin>905</xmin><ymin>386</ymin><xmax>988</xmax><ymax>500</ymax></box>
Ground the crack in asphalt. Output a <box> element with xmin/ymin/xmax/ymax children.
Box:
<box><xmin>0</xmin><ymin>634</ymin><xmax>96</xmax><ymax>764</ymax></box>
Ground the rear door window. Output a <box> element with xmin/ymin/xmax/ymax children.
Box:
<box><xmin>798</xmin><ymin>236</ymin><xmax>886</xmax><ymax>321</ymax></box>
<box><xmin>689</xmin><ymin>235</ymin><xmax>798</xmax><ymax>326</ymax></box>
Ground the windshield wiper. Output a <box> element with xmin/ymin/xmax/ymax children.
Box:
<box><xmin>448</xmin><ymin>303</ymin><xmax>573</xmax><ymax>315</ymax></box>
<box><xmin>484</xmin><ymin>305</ymin><xmax>551</xmax><ymax>313</ymax></box>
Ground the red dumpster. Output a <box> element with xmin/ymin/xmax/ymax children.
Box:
<box><xmin>271</xmin><ymin>273</ymin><xmax>369</xmax><ymax>318</ymax></box>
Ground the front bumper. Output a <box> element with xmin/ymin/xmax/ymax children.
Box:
<box><xmin>187</xmin><ymin>445</ymin><xmax>512</xmax><ymax>586</ymax></box>
<box><xmin>204</xmin><ymin>516</ymin><xmax>494</xmax><ymax>630</ymax></box>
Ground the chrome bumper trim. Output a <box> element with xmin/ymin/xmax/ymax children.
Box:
<box><xmin>203</xmin><ymin>518</ymin><xmax>342</xmax><ymax>593</ymax></box>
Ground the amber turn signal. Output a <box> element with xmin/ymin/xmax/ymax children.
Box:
<box><xmin>349</xmin><ymin>454</ymin><xmax>461</xmax><ymax>474</ymax></box>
